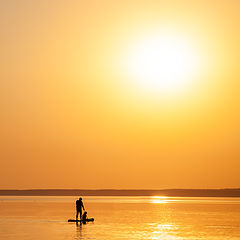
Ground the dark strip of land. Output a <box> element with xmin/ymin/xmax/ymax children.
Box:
<box><xmin>0</xmin><ymin>189</ymin><xmax>240</xmax><ymax>197</ymax></box>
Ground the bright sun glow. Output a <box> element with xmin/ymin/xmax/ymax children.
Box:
<box><xmin>125</xmin><ymin>31</ymin><xmax>202</xmax><ymax>96</ymax></box>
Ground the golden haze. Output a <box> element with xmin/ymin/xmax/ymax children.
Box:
<box><xmin>0</xmin><ymin>0</ymin><xmax>239</xmax><ymax>189</ymax></box>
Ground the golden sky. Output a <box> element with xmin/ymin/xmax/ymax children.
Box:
<box><xmin>1</xmin><ymin>0</ymin><xmax>239</xmax><ymax>189</ymax></box>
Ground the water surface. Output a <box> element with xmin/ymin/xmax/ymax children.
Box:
<box><xmin>0</xmin><ymin>196</ymin><xmax>239</xmax><ymax>239</ymax></box>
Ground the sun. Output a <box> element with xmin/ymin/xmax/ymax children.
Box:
<box><xmin>125</xmin><ymin>31</ymin><xmax>202</xmax><ymax>97</ymax></box>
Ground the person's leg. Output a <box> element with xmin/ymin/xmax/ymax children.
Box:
<box><xmin>76</xmin><ymin>209</ymin><xmax>79</xmax><ymax>220</ymax></box>
<box><xmin>80</xmin><ymin>209</ymin><xmax>82</xmax><ymax>220</ymax></box>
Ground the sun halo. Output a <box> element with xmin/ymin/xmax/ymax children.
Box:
<box><xmin>124</xmin><ymin>32</ymin><xmax>202</xmax><ymax>98</ymax></box>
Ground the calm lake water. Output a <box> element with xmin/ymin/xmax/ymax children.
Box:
<box><xmin>0</xmin><ymin>196</ymin><xmax>240</xmax><ymax>240</ymax></box>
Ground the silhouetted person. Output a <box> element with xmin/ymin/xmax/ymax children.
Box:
<box><xmin>76</xmin><ymin>197</ymin><xmax>85</xmax><ymax>220</ymax></box>
<box><xmin>82</xmin><ymin>211</ymin><xmax>87</xmax><ymax>221</ymax></box>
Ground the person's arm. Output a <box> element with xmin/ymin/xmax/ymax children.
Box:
<box><xmin>82</xmin><ymin>202</ymin><xmax>85</xmax><ymax>210</ymax></box>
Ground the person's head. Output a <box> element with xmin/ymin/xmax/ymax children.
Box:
<box><xmin>79</xmin><ymin>197</ymin><xmax>82</xmax><ymax>201</ymax></box>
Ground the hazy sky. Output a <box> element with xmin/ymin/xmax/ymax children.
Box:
<box><xmin>1</xmin><ymin>0</ymin><xmax>239</xmax><ymax>189</ymax></box>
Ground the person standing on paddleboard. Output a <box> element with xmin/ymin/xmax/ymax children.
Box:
<box><xmin>76</xmin><ymin>197</ymin><xmax>85</xmax><ymax>220</ymax></box>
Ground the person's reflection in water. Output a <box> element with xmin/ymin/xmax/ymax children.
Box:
<box><xmin>75</xmin><ymin>221</ymin><xmax>83</xmax><ymax>239</ymax></box>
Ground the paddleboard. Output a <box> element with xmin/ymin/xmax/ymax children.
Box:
<box><xmin>68</xmin><ymin>218</ymin><xmax>94</xmax><ymax>222</ymax></box>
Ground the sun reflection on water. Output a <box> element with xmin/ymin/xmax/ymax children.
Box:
<box><xmin>151</xmin><ymin>234</ymin><xmax>181</xmax><ymax>240</ymax></box>
<box><xmin>150</xmin><ymin>196</ymin><xmax>169</xmax><ymax>204</ymax></box>
<box><xmin>151</xmin><ymin>223</ymin><xmax>180</xmax><ymax>240</ymax></box>
<box><xmin>156</xmin><ymin>224</ymin><xmax>174</xmax><ymax>230</ymax></box>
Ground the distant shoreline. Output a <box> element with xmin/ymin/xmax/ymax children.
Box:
<box><xmin>0</xmin><ymin>189</ymin><xmax>240</xmax><ymax>197</ymax></box>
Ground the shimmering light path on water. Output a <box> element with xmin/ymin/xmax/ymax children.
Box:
<box><xmin>0</xmin><ymin>196</ymin><xmax>240</xmax><ymax>240</ymax></box>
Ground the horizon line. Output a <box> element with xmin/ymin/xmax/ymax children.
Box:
<box><xmin>1</xmin><ymin>188</ymin><xmax>240</xmax><ymax>190</ymax></box>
